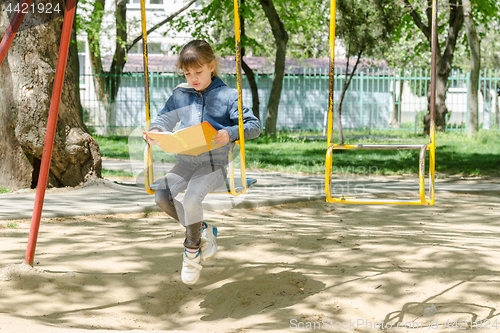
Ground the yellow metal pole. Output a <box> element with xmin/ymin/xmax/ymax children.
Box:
<box><xmin>228</xmin><ymin>144</ymin><xmax>239</xmax><ymax>196</ymax></box>
<box><xmin>141</xmin><ymin>0</ymin><xmax>155</xmax><ymax>195</ymax></box>
<box><xmin>325</xmin><ymin>0</ymin><xmax>336</xmax><ymax>202</ymax></box>
<box><xmin>418</xmin><ymin>145</ymin><xmax>427</xmax><ymax>204</ymax></box>
<box><xmin>428</xmin><ymin>0</ymin><xmax>437</xmax><ymax>205</ymax></box>
<box><xmin>234</xmin><ymin>0</ymin><xmax>247</xmax><ymax>194</ymax></box>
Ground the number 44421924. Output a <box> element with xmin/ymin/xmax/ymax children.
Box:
<box><xmin>6</xmin><ymin>2</ymin><xmax>61</xmax><ymax>14</ymax></box>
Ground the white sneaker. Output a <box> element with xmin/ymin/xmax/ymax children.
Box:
<box><xmin>181</xmin><ymin>249</ymin><xmax>202</xmax><ymax>285</ymax></box>
<box><xmin>200</xmin><ymin>222</ymin><xmax>217</xmax><ymax>261</ymax></box>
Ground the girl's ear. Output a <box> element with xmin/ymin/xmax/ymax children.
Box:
<box><xmin>209</xmin><ymin>60</ymin><xmax>216</xmax><ymax>73</ymax></box>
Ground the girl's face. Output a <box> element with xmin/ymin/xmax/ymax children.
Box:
<box><xmin>182</xmin><ymin>60</ymin><xmax>215</xmax><ymax>92</ymax></box>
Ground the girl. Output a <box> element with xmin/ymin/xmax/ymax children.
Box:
<box><xmin>146</xmin><ymin>40</ymin><xmax>261</xmax><ymax>285</ymax></box>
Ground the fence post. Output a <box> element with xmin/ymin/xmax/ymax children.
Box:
<box><xmin>465</xmin><ymin>70</ymin><xmax>470</xmax><ymax>133</ymax></box>
<box><xmin>359</xmin><ymin>71</ymin><xmax>364</xmax><ymax>130</ymax></box>
<box><xmin>375</xmin><ymin>68</ymin><xmax>380</xmax><ymax>129</ymax></box>
<box><xmin>496</xmin><ymin>69</ymin><xmax>499</xmax><ymax>129</ymax></box>
<box><xmin>482</xmin><ymin>69</ymin><xmax>488</xmax><ymax>130</ymax></box>
<box><xmin>397</xmin><ymin>68</ymin><xmax>402</xmax><ymax>130</ymax></box>
<box><xmin>292</xmin><ymin>69</ymin><xmax>297</xmax><ymax>129</ymax></box>
<box><xmin>497</xmin><ymin>69</ymin><xmax>500</xmax><ymax>129</ymax></box>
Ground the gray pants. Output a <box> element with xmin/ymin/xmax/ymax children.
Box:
<box><xmin>155</xmin><ymin>163</ymin><xmax>226</xmax><ymax>249</ymax></box>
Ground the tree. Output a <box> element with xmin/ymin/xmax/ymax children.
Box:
<box><xmin>378</xmin><ymin>25</ymin><xmax>428</xmax><ymax>128</ymax></box>
<box><xmin>462</xmin><ymin>0</ymin><xmax>479</xmax><ymax>134</ymax></box>
<box><xmin>258</xmin><ymin>0</ymin><xmax>288</xmax><ymax>136</ymax></box>
<box><xmin>334</xmin><ymin>0</ymin><xmax>401</xmax><ymax>144</ymax></box>
<box><xmin>461</xmin><ymin>0</ymin><xmax>499</xmax><ymax>133</ymax></box>
<box><xmin>0</xmin><ymin>0</ymin><xmax>101</xmax><ymax>190</ymax></box>
<box><xmin>404</xmin><ymin>0</ymin><xmax>464</xmax><ymax>134</ymax></box>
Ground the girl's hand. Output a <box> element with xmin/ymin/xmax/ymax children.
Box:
<box><xmin>144</xmin><ymin>130</ymin><xmax>160</xmax><ymax>146</ymax></box>
<box><xmin>213</xmin><ymin>129</ymin><xmax>230</xmax><ymax>143</ymax></box>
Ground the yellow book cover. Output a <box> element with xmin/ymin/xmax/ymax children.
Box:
<box><xmin>143</xmin><ymin>122</ymin><xmax>227</xmax><ymax>156</ymax></box>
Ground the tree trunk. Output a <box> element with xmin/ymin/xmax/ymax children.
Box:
<box><xmin>258</xmin><ymin>0</ymin><xmax>288</xmax><ymax>136</ymax></box>
<box><xmin>109</xmin><ymin>0</ymin><xmax>127</xmax><ymax>100</ymax></box>
<box><xmin>463</xmin><ymin>0</ymin><xmax>480</xmax><ymax>134</ymax></box>
<box><xmin>405</xmin><ymin>0</ymin><xmax>464</xmax><ymax>134</ymax></box>
<box><xmin>87</xmin><ymin>0</ymin><xmax>127</xmax><ymax>136</ymax></box>
<box><xmin>337</xmin><ymin>52</ymin><xmax>362</xmax><ymax>145</ymax></box>
<box><xmin>424</xmin><ymin>62</ymin><xmax>451</xmax><ymax>134</ymax></box>
<box><xmin>0</xmin><ymin>0</ymin><xmax>101</xmax><ymax>190</ymax></box>
<box><xmin>336</xmin><ymin>86</ymin><xmax>346</xmax><ymax>145</ymax></box>
<box><xmin>242</xmin><ymin>59</ymin><xmax>260</xmax><ymax>120</ymax></box>
<box><xmin>87</xmin><ymin>0</ymin><xmax>111</xmax><ymax>135</ymax></box>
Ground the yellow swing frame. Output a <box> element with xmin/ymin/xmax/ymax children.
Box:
<box><xmin>325</xmin><ymin>0</ymin><xmax>437</xmax><ymax>205</ymax></box>
<box><xmin>141</xmin><ymin>0</ymin><xmax>255</xmax><ymax>197</ymax></box>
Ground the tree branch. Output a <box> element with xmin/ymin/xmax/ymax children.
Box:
<box><xmin>443</xmin><ymin>0</ymin><xmax>464</xmax><ymax>61</ymax></box>
<box><xmin>258</xmin><ymin>0</ymin><xmax>289</xmax><ymax>46</ymax></box>
<box><xmin>345</xmin><ymin>48</ymin><xmax>363</xmax><ymax>90</ymax></box>
<box><xmin>126</xmin><ymin>0</ymin><xmax>197</xmax><ymax>52</ymax></box>
<box><xmin>403</xmin><ymin>0</ymin><xmax>431</xmax><ymax>41</ymax></box>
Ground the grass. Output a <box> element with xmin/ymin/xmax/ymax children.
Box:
<box><xmin>94</xmin><ymin>130</ymin><xmax>500</xmax><ymax>177</ymax></box>
<box><xmin>7</xmin><ymin>222</ymin><xmax>18</xmax><ymax>229</ymax></box>
<box><xmin>101</xmin><ymin>169</ymin><xmax>135</xmax><ymax>178</ymax></box>
<box><xmin>0</xmin><ymin>186</ymin><xmax>12</xmax><ymax>194</ymax></box>
<box><xmin>94</xmin><ymin>136</ymin><xmax>132</xmax><ymax>160</ymax></box>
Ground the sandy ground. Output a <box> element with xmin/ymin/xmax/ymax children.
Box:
<box><xmin>1</xmin><ymin>192</ymin><xmax>500</xmax><ymax>333</ymax></box>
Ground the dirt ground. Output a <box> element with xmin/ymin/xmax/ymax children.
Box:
<box><xmin>1</xmin><ymin>192</ymin><xmax>500</xmax><ymax>333</ymax></box>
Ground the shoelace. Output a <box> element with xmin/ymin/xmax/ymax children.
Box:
<box><xmin>184</xmin><ymin>255</ymin><xmax>202</xmax><ymax>270</ymax></box>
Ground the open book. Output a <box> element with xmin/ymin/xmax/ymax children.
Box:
<box><xmin>143</xmin><ymin>122</ymin><xmax>227</xmax><ymax>156</ymax></box>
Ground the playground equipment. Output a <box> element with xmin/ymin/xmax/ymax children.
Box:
<box><xmin>325</xmin><ymin>0</ymin><xmax>436</xmax><ymax>205</ymax></box>
<box><xmin>0</xmin><ymin>0</ymin><xmax>77</xmax><ymax>265</ymax></box>
<box><xmin>141</xmin><ymin>0</ymin><xmax>256</xmax><ymax>197</ymax></box>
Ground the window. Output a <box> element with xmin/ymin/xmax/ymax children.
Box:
<box><xmin>128</xmin><ymin>42</ymin><xmax>162</xmax><ymax>55</ymax></box>
<box><xmin>127</xmin><ymin>0</ymin><xmax>164</xmax><ymax>6</ymax></box>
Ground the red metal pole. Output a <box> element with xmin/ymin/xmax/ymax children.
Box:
<box><xmin>24</xmin><ymin>0</ymin><xmax>77</xmax><ymax>266</ymax></box>
<box><xmin>0</xmin><ymin>0</ymin><xmax>33</xmax><ymax>67</ymax></box>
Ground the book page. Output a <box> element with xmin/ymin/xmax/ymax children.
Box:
<box><xmin>144</xmin><ymin>122</ymin><xmax>227</xmax><ymax>156</ymax></box>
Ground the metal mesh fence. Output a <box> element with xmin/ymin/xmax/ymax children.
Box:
<box><xmin>80</xmin><ymin>68</ymin><xmax>500</xmax><ymax>136</ymax></box>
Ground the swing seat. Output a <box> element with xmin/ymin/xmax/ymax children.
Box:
<box><xmin>143</xmin><ymin>142</ymin><xmax>256</xmax><ymax>196</ymax></box>
<box><xmin>211</xmin><ymin>177</ymin><xmax>257</xmax><ymax>194</ymax></box>
<box><xmin>326</xmin><ymin>143</ymin><xmax>435</xmax><ymax>205</ymax></box>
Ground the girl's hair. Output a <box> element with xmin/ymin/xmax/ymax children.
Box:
<box><xmin>176</xmin><ymin>40</ymin><xmax>219</xmax><ymax>77</ymax></box>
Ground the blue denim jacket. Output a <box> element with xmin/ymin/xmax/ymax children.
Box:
<box><xmin>149</xmin><ymin>77</ymin><xmax>261</xmax><ymax>166</ymax></box>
